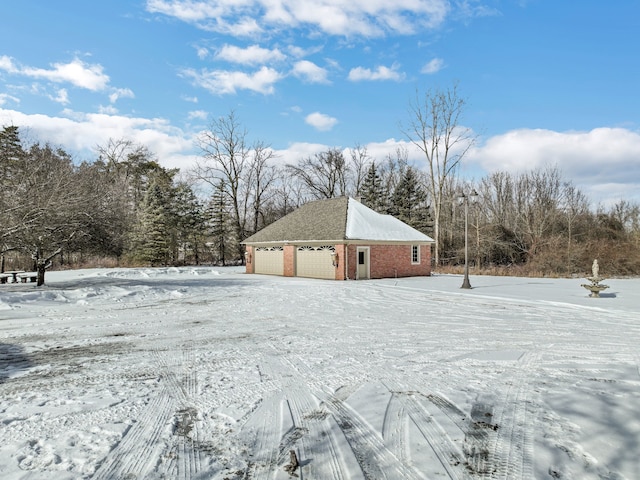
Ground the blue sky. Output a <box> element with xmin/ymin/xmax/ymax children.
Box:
<box><xmin>1</xmin><ymin>1</ymin><xmax>639</xmax><ymax>204</ymax></box>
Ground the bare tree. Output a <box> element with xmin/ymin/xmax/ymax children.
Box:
<box><xmin>246</xmin><ymin>140</ymin><xmax>278</xmax><ymax>233</ymax></box>
<box><xmin>560</xmin><ymin>182</ymin><xmax>590</xmax><ymax>273</ymax></box>
<box><xmin>402</xmin><ymin>83</ymin><xmax>475</xmax><ymax>266</ymax></box>
<box><xmin>347</xmin><ymin>144</ymin><xmax>371</xmax><ymax>197</ymax></box>
<box><xmin>286</xmin><ymin>148</ymin><xmax>349</xmax><ymax>200</ymax></box>
<box><xmin>12</xmin><ymin>144</ymin><xmax>91</xmax><ymax>285</ymax></box>
<box><xmin>513</xmin><ymin>166</ymin><xmax>563</xmax><ymax>261</ymax></box>
<box><xmin>608</xmin><ymin>200</ymin><xmax>640</xmax><ymax>239</ymax></box>
<box><xmin>194</xmin><ymin>111</ymin><xmax>277</xmax><ymax>258</ymax></box>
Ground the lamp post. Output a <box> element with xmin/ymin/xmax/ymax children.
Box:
<box><xmin>458</xmin><ymin>189</ymin><xmax>478</xmax><ymax>289</ymax></box>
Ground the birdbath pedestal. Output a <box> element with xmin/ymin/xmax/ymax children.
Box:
<box><xmin>581</xmin><ymin>260</ymin><xmax>609</xmax><ymax>297</ymax></box>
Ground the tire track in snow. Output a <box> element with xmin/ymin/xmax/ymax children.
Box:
<box><xmin>417</xmin><ymin>392</ymin><xmax>495</xmax><ymax>478</ymax></box>
<box><xmin>93</xmin><ymin>344</ymin><xmax>206</xmax><ymax>480</ymax></box>
<box><xmin>277</xmin><ymin>349</ymin><xmax>423</xmax><ymax>480</ymax></box>
<box><xmin>381</xmin><ymin>393</ymin><xmax>410</xmax><ymax>469</ymax></box>
<box><xmin>245</xmin><ymin>352</ymin><xmax>349</xmax><ymax>479</ymax></box>
<box><xmin>320</xmin><ymin>391</ymin><xmax>422</xmax><ymax>480</ymax></box>
<box><xmin>282</xmin><ymin>386</ymin><xmax>348</xmax><ymax>480</ymax></box>
<box><xmin>92</xmin><ymin>388</ymin><xmax>175</xmax><ymax>480</ymax></box>
<box><xmin>292</xmin><ymin>344</ymin><xmax>464</xmax><ymax>480</ymax></box>
<box><xmin>381</xmin><ymin>383</ymin><xmax>464</xmax><ymax>480</ymax></box>
<box><xmin>151</xmin><ymin>343</ymin><xmax>209</xmax><ymax>480</ymax></box>
<box><xmin>478</xmin><ymin>350</ymin><xmax>538</xmax><ymax>480</ymax></box>
<box><xmin>240</xmin><ymin>389</ymin><xmax>284</xmax><ymax>480</ymax></box>
<box><xmin>89</xmin><ymin>344</ymin><xmax>187</xmax><ymax>480</ymax></box>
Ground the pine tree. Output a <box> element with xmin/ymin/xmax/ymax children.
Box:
<box><xmin>172</xmin><ymin>183</ymin><xmax>206</xmax><ymax>265</ymax></box>
<box><xmin>207</xmin><ymin>180</ymin><xmax>231</xmax><ymax>265</ymax></box>
<box><xmin>359</xmin><ymin>162</ymin><xmax>387</xmax><ymax>212</ymax></box>
<box><xmin>0</xmin><ymin>125</ymin><xmax>25</xmax><ymax>271</ymax></box>
<box><xmin>132</xmin><ymin>177</ymin><xmax>172</xmax><ymax>266</ymax></box>
<box><xmin>389</xmin><ymin>167</ymin><xmax>431</xmax><ymax>233</ymax></box>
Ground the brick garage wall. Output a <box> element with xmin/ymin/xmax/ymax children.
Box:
<box><xmin>335</xmin><ymin>244</ymin><xmax>347</xmax><ymax>280</ymax></box>
<box><xmin>245</xmin><ymin>246</ymin><xmax>254</xmax><ymax>274</ymax></box>
<box><xmin>369</xmin><ymin>244</ymin><xmax>431</xmax><ymax>279</ymax></box>
<box><xmin>283</xmin><ymin>244</ymin><xmax>295</xmax><ymax>277</ymax></box>
<box><xmin>346</xmin><ymin>244</ymin><xmax>358</xmax><ymax>280</ymax></box>
<box><xmin>345</xmin><ymin>244</ymin><xmax>431</xmax><ymax>279</ymax></box>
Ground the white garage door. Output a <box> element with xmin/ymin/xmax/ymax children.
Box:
<box><xmin>254</xmin><ymin>246</ymin><xmax>284</xmax><ymax>275</ymax></box>
<box><xmin>296</xmin><ymin>245</ymin><xmax>336</xmax><ymax>279</ymax></box>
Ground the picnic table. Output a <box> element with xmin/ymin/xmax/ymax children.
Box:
<box><xmin>17</xmin><ymin>272</ymin><xmax>38</xmax><ymax>283</ymax></box>
<box><xmin>0</xmin><ymin>270</ymin><xmax>25</xmax><ymax>283</ymax></box>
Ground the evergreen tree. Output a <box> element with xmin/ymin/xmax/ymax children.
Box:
<box><xmin>359</xmin><ymin>162</ymin><xmax>387</xmax><ymax>212</ymax></box>
<box><xmin>0</xmin><ymin>126</ymin><xmax>25</xmax><ymax>271</ymax></box>
<box><xmin>172</xmin><ymin>182</ymin><xmax>206</xmax><ymax>265</ymax></box>
<box><xmin>207</xmin><ymin>180</ymin><xmax>231</xmax><ymax>265</ymax></box>
<box><xmin>132</xmin><ymin>176</ymin><xmax>173</xmax><ymax>266</ymax></box>
<box><xmin>389</xmin><ymin>167</ymin><xmax>431</xmax><ymax>233</ymax></box>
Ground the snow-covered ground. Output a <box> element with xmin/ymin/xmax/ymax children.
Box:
<box><xmin>1</xmin><ymin>267</ymin><xmax>638</xmax><ymax>480</ymax></box>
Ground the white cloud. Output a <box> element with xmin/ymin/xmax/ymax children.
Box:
<box><xmin>421</xmin><ymin>57</ymin><xmax>444</xmax><ymax>74</ymax></box>
<box><xmin>468</xmin><ymin>127</ymin><xmax>640</xmax><ymax>204</ymax></box>
<box><xmin>273</xmin><ymin>141</ymin><xmax>329</xmax><ymax>164</ymax></box>
<box><xmin>348</xmin><ymin>64</ymin><xmax>404</xmax><ymax>82</ymax></box>
<box><xmin>146</xmin><ymin>0</ymin><xmax>449</xmax><ymax>37</ymax></box>
<box><xmin>0</xmin><ymin>107</ymin><xmax>198</xmax><ymax>170</ymax></box>
<box><xmin>49</xmin><ymin>88</ymin><xmax>70</xmax><ymax>105</ymax></box>
<box><xmin>0</xmin><ymin>93</ymin><xmax>20</xmax><ymax>106</ymax></box>
<box><xmin>146</xmin><ymin>0</ymin><xmax>223</xmax><ymax>22</ymax></box>
<box><xmin>292</xmin><ymin>60</ymin><xmax>330</xmax><ymax>84</ymax></box>
<box><xmin>305</xmin><ymin>112</ymin><xmax>338</xmax><ymax>131</ymax></box>
<box><xmin>0</xmin><ymin>55</ymin><xmax>18</xmax><ymax>73</ymax></box>
<box><xmin>0</xmin><ymin>57</ymin><xmax>111</xmax><ymax>91</ymax></box>
<box><xmin>215</xmin><ymin>44</ymin><xmax>286</xmax><ymax>65</ymax></box>
<box><xmin>109</xmin><ymin>88</ymin><xmax>135</xmax><ymax>104</ymax></box>
<box><xmin>98</xmin><ymin>104</ymin><xmax>119</xmax><ymax>115</ymax></box>
<box><xmin>188</xmin><ymin>110</ymin><xmax>208</xmax><ymax>120</ymax></box>
<box><xmin>182</xmin><ymin>66</ymin><xmax>282</xmax><ymax>95</ymax></box>
<box><xmin>287</xmin><ymin>45</ymin><xmax>323</xmax><ymax>58</ymax></box>
<box><xmin>196</xmin><ymin>46</ymin><xmax>209</xmax><ymax>59</ymax></box>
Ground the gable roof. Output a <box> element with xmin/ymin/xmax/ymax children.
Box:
<box><xmin>243</xmin><ymin>197</ymin><xmax>434</xmax><ymax>244</ymax></box>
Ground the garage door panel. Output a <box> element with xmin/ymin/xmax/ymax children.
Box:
<box><xmin>296</xmin><ymin>245</ymin><xmax>335</xmax><ymax>279</ymax></box>
<box><xmin>254</xmin><ymin>247</ymin><xmax>284</xmax><ymax>275</ymax></box>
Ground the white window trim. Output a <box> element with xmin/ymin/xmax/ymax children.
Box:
<box><xmin>411</xmin><ymin>245</ymin><xmax>420</xmax><ymax>265</ymax></box>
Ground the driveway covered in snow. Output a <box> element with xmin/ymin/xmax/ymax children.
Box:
<box><xmin>1</xmin><ymin>267</ymin><xmax>639</xmax><ymax>479</ymax></box>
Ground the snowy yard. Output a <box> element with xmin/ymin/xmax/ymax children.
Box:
<box><xmin>1</xmin><ymin>267</ymin><xmax>639</xmax><ymax>479</ymax></box>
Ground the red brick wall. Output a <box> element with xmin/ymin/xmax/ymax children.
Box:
<box><xmin>345</xmin><ymin>243</ymin><xmax>431</xmax><ymax>279</ymax></box>
<box><xmin>245</xmin><ymin>246</ymin><xmax>254</xmax><ymax>274</ymax></box>
<box><xmin>346</xmin><ymin>244</ymin><xmax>357</xmax><ymax>280</ymax></box>
<box><xmin>335</xmin><ymin>244</ymin><xmax>347</xmax><ymax>280</ymax></box>
<box><xmin>283</xmin><ymin>244</ymin><xmax>295</xmax><ymax>277</ymax></box>
<box><xmin>370</xmin><ymin>244</ymin><xmax>431</xmax><ymax>278</ymax></box>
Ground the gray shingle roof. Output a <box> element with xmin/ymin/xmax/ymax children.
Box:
<box><xmin>244</xmin><ymin>197</ymin><xmax>435</xmax><ymax>244</ymax></box>
<box><xmin>243</xmin><ymin>197</ymin><xmax>349</xmax><ymax>243</ymax></box>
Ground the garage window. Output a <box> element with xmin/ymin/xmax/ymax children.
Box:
<box><xmin>411</xmin><ymin>245</ymin><xmax>420</xmax><ymax>264</ymax></box>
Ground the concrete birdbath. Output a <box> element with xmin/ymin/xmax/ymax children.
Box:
<box><xmin>581</xmin><ymin>259</ymin><xmax>609</xmax><ymax>297</ymax></box>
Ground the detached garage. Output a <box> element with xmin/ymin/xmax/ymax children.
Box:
<box><xmin>243</xmin><ymin>197</ymin><xmax>434</xmax><ymax>280</ymax></box>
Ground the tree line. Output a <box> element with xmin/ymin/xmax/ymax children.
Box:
<box><xmin>2</xmin><ymin>88</ymin><xmax>639</xmax><ymax>284</ymax></box>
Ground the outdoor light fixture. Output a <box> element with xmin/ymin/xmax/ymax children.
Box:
<box><xmin>331</xmin><ymin>252</ymin><xmax>339</xmax><ymax>267</ymax></box>
<box><xmin>244</xmin><ymin>251</ymin><xmax>252</xmax><ymax>263</ymax></box>
<box><xmin>457</xmin><ymin>189</ymin><xmax>478</xmax><ymax>289</ymax></box>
